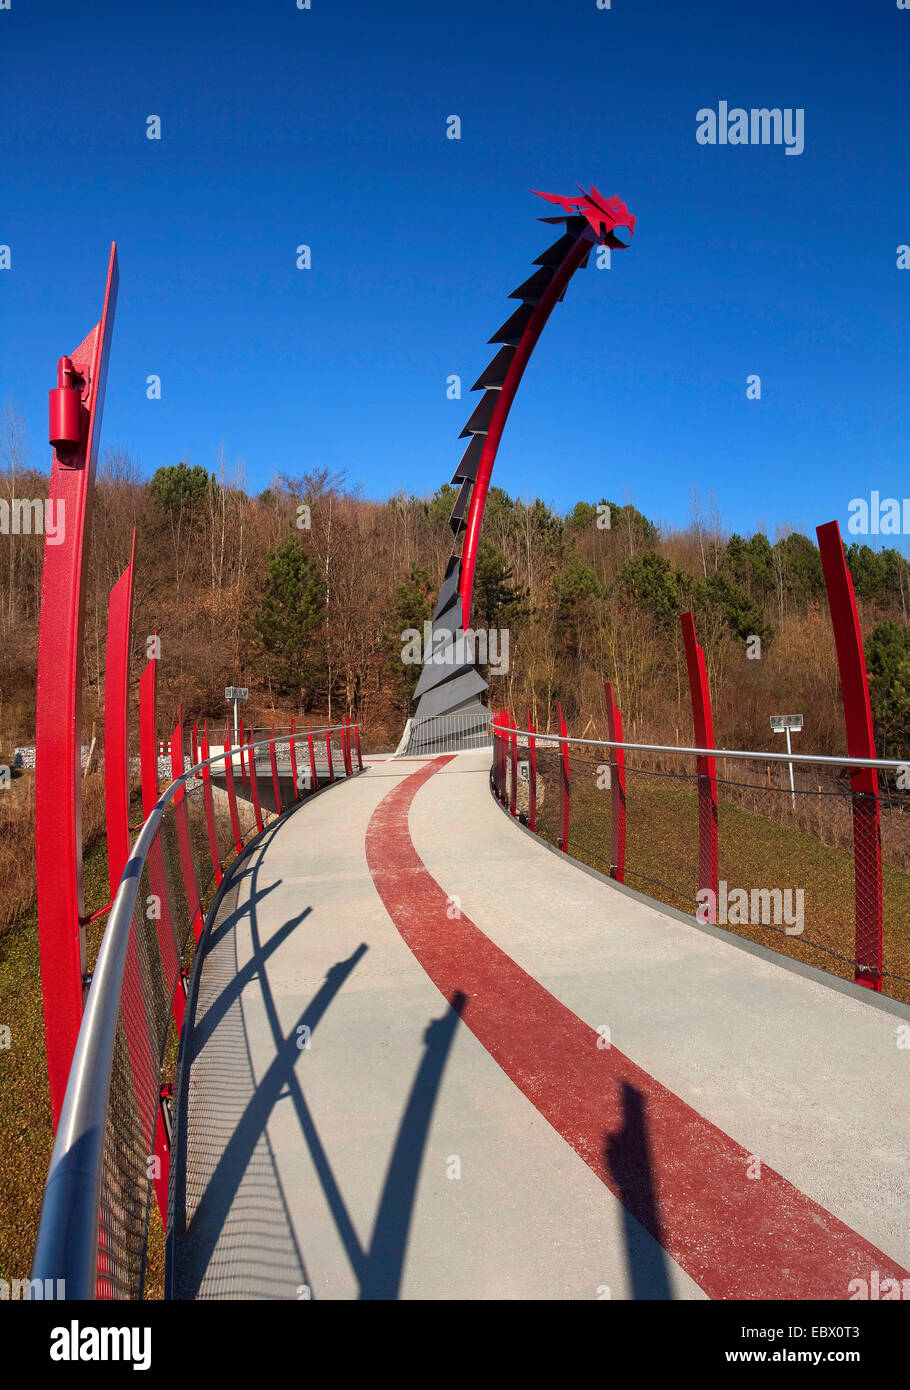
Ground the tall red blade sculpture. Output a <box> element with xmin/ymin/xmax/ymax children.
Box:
<box><xmin>412</xmin><ymin>189</ymin><xmax>634</xmax><ymax>727</ymax></box>
<box><xmin>35</xmin><ymin>245</ymin><xmax>119</xmax><ymax>1127</ymax></box>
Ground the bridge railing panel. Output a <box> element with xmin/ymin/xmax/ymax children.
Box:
<box><xmin>491</xmin><ymin>717</ymin><xmax>910</xmax><ymax>1007</ymax></box>
<box><xmin>32</xmin><ymin>724</ymin><xmax>362</xmax><ymax>1301</ymax></box>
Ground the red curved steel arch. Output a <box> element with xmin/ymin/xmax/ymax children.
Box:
<box><xmin>413</xmin><ymin>188</ymin><xmax>634</xmax><ymax>724</ymax></box>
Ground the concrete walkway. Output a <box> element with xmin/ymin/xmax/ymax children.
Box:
<box><xmin>170</xmin><ymin>752</ymin><xmax>910</xmax><ymax>1300</ymax></box>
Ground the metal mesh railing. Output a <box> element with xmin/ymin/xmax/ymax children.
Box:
<box><xmin>396</xmin><ymin>711</ymin><xmax>492</xmax><ymax>757</ymax></box>
<box><xmin>491</xmin><ymin>718</ymin><xmax>910</xmax><ymax>1006</ymax></box>
<box><xmin>32</xmin><ymin>722</ymin><xmax>363</xmax><ymax>1300</ymax></box>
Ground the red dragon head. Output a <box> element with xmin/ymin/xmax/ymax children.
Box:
<box><xmin>532</xmin><ymin>185</ymin><xmax>635</xmax><ymax>247</ymax></box>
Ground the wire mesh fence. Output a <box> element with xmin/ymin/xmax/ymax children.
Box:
<box><xmin>397</xmin><ymin>712</ymin><xmax>492</xmax><ymax>757</ymax></box>
<box><xmin>33</xmin><ymin>723</ymin><xmax>362</xmax><ymax>1301</ymax></box>
<box><xmin>491</xmin><ymin>719</ymin><xmax>910</xmax><ymax>1007</ymax></box>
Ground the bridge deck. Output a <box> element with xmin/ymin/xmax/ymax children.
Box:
<box><xmin>170</xmin><ymin>752</ymin><xmax>910</xmax><ymax>1300</ymax></box>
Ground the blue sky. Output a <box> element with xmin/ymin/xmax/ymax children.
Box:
<box><xmin>1</xmin><ymin>0</ymin><xmax>908</xmax><ymax>545</ymax></box>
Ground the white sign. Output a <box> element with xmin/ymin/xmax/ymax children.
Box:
<box><xmin>225</xmin><ymin>686</ymin><xmax>249</xmax><ymax>701</ymax></box>
<box><xmin>517</xmin><ymin>760</ymin><xmax>530</xmax><ymax>784</ymax></box>
<box><xmin>770</xmin><ymin>714</ymin><xmax>803</xmax><ymax>732</ymax></box>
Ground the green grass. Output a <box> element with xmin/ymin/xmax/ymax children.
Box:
<box><xmin>0</xmin><ymin>836</ymin><xmax>110</xmax><ymax>1285</ymax></box>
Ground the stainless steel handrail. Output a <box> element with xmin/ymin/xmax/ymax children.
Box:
<box><xmin>32</xmin><ymin>723</ymin><xmax>359</xmax><ymax>1297</ymax></box>
<box><xmin>489</xmin><ymin>720</ymin><xmax>906</xmax><ymax>774</ymax></box>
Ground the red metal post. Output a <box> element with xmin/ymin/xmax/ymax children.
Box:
<box><xmin>308</xmin><ymin>732</ymin><xmax>317</xmax><ymax>793</ymax></box>
<box><xmin>139</xmin><ymin>649</ymin><xmax>184</xmax><ymax>1032</ymax></box>
<box><xmin>223</xmin><ymin>735</ymin><xmax>243</xmax><ymax>855</ymax></box>
<box><xmin>817</xmin><ymin>520</ymin><xmax>883</xmax><ymax>990</ymax></box>
<box><xmin>526</xmin><ymin>709</ymin><xmax>537</xmax><ymax>832</ymax></box>
<box><xmin>605</xmin><ymin>681</ymin><xmax>627</xmax><ymax>883</ymax></box>
<box><xmin>247</xmin><ymin>730</ymin><xmax>264</xmax><ymax>832</ymax></box>
<box><xmin>558</xmin><ymin>701</ymin><xmax>570</xmax><ymax>853</ymax></box>
<box><xmin>509</xmin><ymin>713</ymin><xmax>518</xmax><ymax>817</ymax></box>
<box><xmin>325</xmin><ymin>730</ymin><xmax>335</xmax><ymax>784</ymax></box>
<box><xmin>289</xmin><ymin>717</ymin><xmax>300</xmax><ymax>802</ymax></box>
<box><xmin>269</xmin><ymin>725</ymin><xmax>283</xmax><ymax>815</ymax></box>
<box><xmin>171</xmin><ymin>710</ymin><xmax>203</xmax><ymax>941</ymax></box>
<box><xmin>191</xmin><ymin>722</ymin><xmax>198</xmax><ymax>768</ymax></box>
<box><xmin>200</xmin><ymin>722</ymin><xmax>222</xmax><ymax>886</ymax></box>
<box><xmin>139</xmin><ymin>641</ymin><xmax>160</xmax><ymax>818</ymax></box>
<box><xmin>103</xmin><ymin>531</ymin><xmax>136</xmax><ymax>899</ymax></box>
<box><xmin>35</xmin><ymin>245</ymin><xmax>119</xmax><ymax>1126</ymax></box>
<box><xmin>681</xmin><ymin>612</ymin><xmax>719</xmax><ymax>920</ymax></box>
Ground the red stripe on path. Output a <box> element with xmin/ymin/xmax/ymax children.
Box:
<box><xmin>365</xmin><ymin>756</ymin><xmax>909</xmax><ymax>1301</ymax></box>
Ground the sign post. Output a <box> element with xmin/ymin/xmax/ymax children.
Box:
<box><xmin>225</xmin><ymin>686</ymin><xmax>249</xmax><ymax>746</ymax></box>
<box><xmin>770</xmin><ymin>714</ymin><xmax>803</xmax><ymax>809</ymax></box>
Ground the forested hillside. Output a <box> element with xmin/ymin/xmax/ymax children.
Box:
<box><xmin>2</xmin><ymin>406</ymin><xmax>910</xmax><ymax>760</ymax></box>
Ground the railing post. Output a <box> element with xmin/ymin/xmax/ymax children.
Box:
<box><xmin>493</xmin><ymin>710</ymin><xmax>502</xmax><ymax>800</ymax></box>
<box><xmin>817</xmin><ymin>520</ymin><xmax>883</xmax><ymax>990</ymax></box>
<box><xmin>604</xmin><ymin>681</ymin><xmax>627</xmax><ymax>883</ymax></box>
<box><xmin>223</xmin><ymin>734</ymin><xmax>243</xmax><ymax>855</ymax></box>
<box><xmin>269</xmin><ymin>724</ymin><xmax>283</xmax><ymax>815</ymax></box>
<box><xmin>200</xmin><ymin>721</ymin><xmax>222</xmax><ymax>887</ymax></box>
<box><xmin>325</xmin><ymin>729</ymin><xmax>335</xmax><ymax>783</ymax></box>
<box><xmin>289</xmin><ymin>717</ymin><xmax>300</xmax><ymax>802</ymax></box>
<box><xmin>171</xmin><ymin>709</ymin><xmax>204</xmax><ymax>940</ymax></box>
<box><xmin>509</xmin><ymin>712</ymin><xmax>518</xmax><ymax>817</ymax></box>
<box><xmin>103</xmin><ymin>531</ymin><xmax>136</xmax><ymax>900</ymax></box>
<box><xmin>139</xmin><ymin>646</ymin><xmax>184</xmax><ymax>1032</ymax></box>
<box><xmin>35</xmin><ymin>244</ymin><xmax>119</xmax><ymax>1128</ymax></box>
<box><xmin>557</xmin><ymin>701</ymin><xmax>570</xmax><ymax>853</ymax></box>
<box><xmin>526</xmin><ymin>708</ymin><xmax>537</xmax><ymax>832</ymax></box>
<box><xmin>308</xmin><ymin>732</ymin><xmax>318</xmax><ymax>793</ymax></box>
<box><xmin>191</xmin><ymin>721</ymin><xmax>199</xmax><ymax>768</ymax></box>
<box><xmin>247</xmin><ymin>730</ymin><xmax>264</xmax><ymax>832</ymax></box>
<box><xmin>681</xmin><ymin>612</ymin><xmax>719</xmax><ymax>920</ymax></box>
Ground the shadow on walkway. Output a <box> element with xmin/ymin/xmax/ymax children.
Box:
<box><xmin>605</xmin><ymin>1081</ymin><xmax>672</xmax><ymax>1300</ymax></box>
<box><xmin>174</xmin><ymin>822</ymin><xmax>466</xmax><ymax>1300</ymax></box>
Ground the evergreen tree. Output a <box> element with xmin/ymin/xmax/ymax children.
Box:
<box><xmin>865</xmin><ymin>620</ymin><xmax>910</xmax><ymax>757</ymax></box>
<box><xmin>251</xmin><ymin>536</ymin><xmax>325</xmax><ymax>703</ymax></box>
